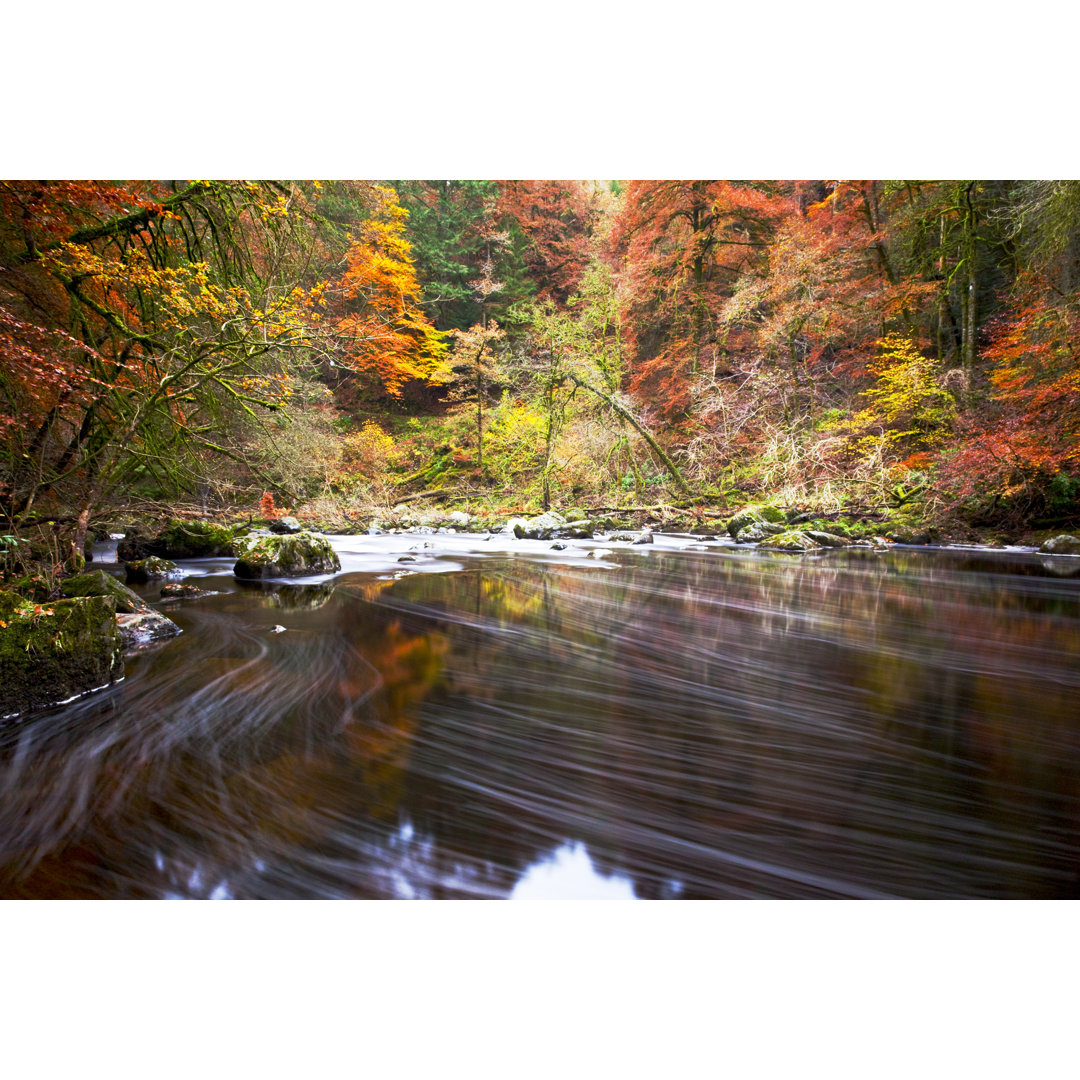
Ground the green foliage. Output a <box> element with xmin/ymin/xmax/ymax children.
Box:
<box><xmin>1044</xmin><ymin>472</ymin><xmax>1080</xmax><ymax>515</ymax></box>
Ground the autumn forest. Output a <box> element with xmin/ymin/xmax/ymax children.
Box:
<box><xmin>2</xmin><ymin>179</ymin><xmax>1080</xmax><ymax>568</ymax></box>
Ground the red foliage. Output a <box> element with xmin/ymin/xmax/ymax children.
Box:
<box><xmin>495</xmin><ymin>181</ymin><xmax>594</xmax><ymax>304</ymax></box>
<box><xmin>940</xmin><ymin>273</ymin><xmax>1080</xmax><ymax>510</ymax></box>
<box><xmin>610</xmin><ymin>181</ymin><xmax>791</xmax><ymax>418</ymax></box>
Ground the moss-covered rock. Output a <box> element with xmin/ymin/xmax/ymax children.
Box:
<box><xmin>803</xmin><ymin>530</ymin><xmax>851</xmax><ymax>548</ymax></box>
<box><xmin>734</xmin><ymin>521</ymin><xmax>787</xmax><ymax>544</ymax></box>
<box><xmin>6</xmin><ymin>573</ymin><xmax>53</xmax><ymax>603</ymax></box>
<box><xmin>233</xmin><ymin>531</ymin><xmax>341</xmax><ymax>579</ymax></box>
<box><xmin>60</xmin><ymin>570</ymin><xmax>153</xmax><ymax>614</ymax></box>
<box><xmin>118</xmin><ymin>519</ymin><xmax>237</xmax><ymax>561</ymax></box>
<box><xmin>1040</xmin><ymin>534</ymin><xmax>1080</xmax><ymax>555</ymax></box>
<box><xmin>0</xmin><ymin>591</ymin><xmax>123</xmax><ymax>716</ymax></box>
<box><xmin>758</xmin><ymin>529</ymin><xmax>824</xmax><ymax>552</ymax></box>
<box><xmin>727</xmin><ymin>505</ymin><xmax>786</xmax><ymax>538</ymax></box>
<box><xmin>513</xmin><ymin>512</ymin><xmax>567</xmax><ymax>540</ymax></box>
<box><xmin>125</xmin><ymin>556</ymin><xmax>180</xmax><ymax>584</ymax></box>
<box><xmin>160</xmin><ymin>582</ymin><xmax>210</xmax><ymax>600</ymax></box>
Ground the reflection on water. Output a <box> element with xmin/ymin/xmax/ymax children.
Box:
<box><xmin>1</xmin><ymin>542</ymin><xmax>1078</xmax><ymax>898</ymax></box>
<box><xmin>510</xmin><ymin>844</ymin><xmax>638</xmax><ymax>900</ymax></box>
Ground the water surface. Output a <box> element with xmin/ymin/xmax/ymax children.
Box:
<box><xmin>1</xmin><ymin>534</ymin><xmax>1078</xmax><ymax>898</ymax></box>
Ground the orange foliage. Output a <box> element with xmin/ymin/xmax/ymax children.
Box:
<box><xmin>337</xmin><ymin>185</ymin><xmax>448</xmax><ymax>397</ymax></box>
<box><xmin>495</xmin><ymin>181</ymin><xmax>594</xmax><ymax>304</ymax></box>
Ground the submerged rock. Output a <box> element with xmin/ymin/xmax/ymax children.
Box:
<box><xmin>1040</xmin><ymin>534</ymin><xmax>1080</xmax><ymax>555</ymax></box>
<box><xmin>116</xmin><ymin>611</ymin><xmax>182</xmax><ymax>649</ymax></box>
<box><xmin>125</xmin><ymin>556</ymin><xmax>181</xmax><ymax>583</ymax></box>
<box><xmin>232</xmin><ymin>531</ymin><xmax>340</xmax><ymax>579</ymax></box>
<box><xmin>0</xmin><ymin>591</ymin><xmax>123</xmax><ymax>716</ymax></box>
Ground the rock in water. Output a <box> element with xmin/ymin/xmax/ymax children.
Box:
<box><xmin>116</xmin><ymin>611</ymin><xmax>182</xmax><ymax>649</ymax></box>
<box><xmin>125</xmin><ymin>556</ymin><xmax>181</xmax><ymax>583</ymax></box>
<box><xmin>733</xmin><ymin>521</ymin><xmax>786</xmax><ymax>544</ymax></box>
<box><xmin>758</xmin><ymin>529</ymin><xmax>825</xmax><ymax>552</ymax></box>
<box><xmin>160</xmin><ymin>583</ymin><xmax>209</xmax><ymax>600</ymax></box>
<box><xmin>726</xmin><ymin>505</ymin><xmax>787</xmax><ymax>538</ymax></box>
<box><xmin>118</xmin><ymin>519</ymin><xmax>237</xmax><ymax>560</ymax></box>
<box><xmin>233</xmin><ymin>531</ymin><xmax>341</xmax><ymax>579</ymax></box>
<box><xmin>1040</xmin><ymin>534</ymin><xmax>1080</xmax><ymax>555</ymax></box>
<box><xmin>803</xmin><ymin>530</ymin><xmax>851</xmax><ymax>548</ymax></box>
<box><xmin>513</xmin><ymin>512</ymin><xmax>567</xmax><ymax>540</ymax></box>
<box><xmin>0</xmin><ymin>591</ymin><xmax>123</xmax><ymax>716</ymax></box>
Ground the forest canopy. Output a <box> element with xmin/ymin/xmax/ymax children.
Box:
<box><xmin>3</xmin><ymin>178</ymin><xmax>1079</xmax><ymax>569</ymax></box>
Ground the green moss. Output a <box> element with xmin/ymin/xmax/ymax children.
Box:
<box><xmin>119</xmin><ymin>519</ymin><xmax>237</xmax><ymax>560</ymax></box>
<box><xmin>7</xmin><ymin>574</ymin><xmax>53</xmax><ymax>603</ymax></box>
<box><xmin>233</xmin><ymin>531</ymin><xmax>340</xmax><ymax>579</ymax></box>
<box><xmin>60</xmin><ymin>570</ymin><xmax>152</xmax><ymax>614</ymax></box>
<box><xmin>727</xmin><ymin>505</ymin><xmax>786</xmax><ymax>538</ymax></box>
<box><xmin>0</xmin><ymin>591</ymin><xmax>123</xmax><ymax>716</ymax></box>
<box><xmin>125</xmin><ymin>557</ymin><xmax>179</xmax><ymax>583</ymax></box>
<box><xmin>758</xmin><ymin>529</ymin><xmax>823</xmax><ymax>552</ymax></box>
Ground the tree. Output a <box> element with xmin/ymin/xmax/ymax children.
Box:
<box><xmin>526</xmin><ymin>264</ymin><xmax>689</xmax><ymax>506</ymax></box>
<box><xmin>446</xmin><ymin>321</ymin><xmax>506</xmax><ymax>472</ymax></box>
<box><xmin>0</xmin><ymin>180</ymin><xmax>332</xmax><ymax>560</ymax></box>
<box><xmin>611</xmin><ymin>181</ymin><xmax>787</xmax><ymax>419</ymax></box>
<box><xmin>335</xmin><ymin>185</ymin><xmax>449</xmax><ymax>398</ymax></box>
<box><xmin>494</xmin><ymin>181</ymin><xmax>595</xmax><ymax>305</ymax></box>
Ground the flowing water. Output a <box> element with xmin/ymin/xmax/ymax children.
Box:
<box><xmin>1</xmin><ymin>531</ymin><xmax>1078</xmax><ymax>899</ymax></box>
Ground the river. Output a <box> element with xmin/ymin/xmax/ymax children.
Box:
<box><xmin>1</xmin><ymin>530</ymin><xmax>1078</xmax><ymax>898</ymax></box>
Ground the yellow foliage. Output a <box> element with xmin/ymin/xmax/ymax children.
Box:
<box><xmin>338</xmin><ymin>421</ymin><xmax>400</xmax><ymax>480</ymax></box>
<box><xmin>852</xmin><ymin>334</ymin><xmax>955</xmax><ymax>450</ymax></box>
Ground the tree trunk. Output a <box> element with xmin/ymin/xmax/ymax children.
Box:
<box><xmin>566</xmin><ymin>373</ymin><xmax>690</xmax><ymax>494</ymax></box>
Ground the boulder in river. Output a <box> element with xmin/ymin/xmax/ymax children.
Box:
<box><xmin>116</xmin><ymin>611</ymin><xmax>183</xmax><ymax>649</ymax></box>
<box><xmin>233</xmin><ymin>531</ymin><xmax>341</xmax><ymax>579</ymax></box>
<box><xmin>727</xmin><ymin>505</ymin><xmax>787</xmax><ymax>539</ymax></box>
<box><xmin>125</xmin><ymin>556</ymin><xmax>181</xmax><ymax>584</ymax></box>
<box><xmin>734</xmin><ymin>521</ymin><xmax>787</xmax><ymax>544</ymax></box>
<box><xmin>0</xmin><ymin>590</ymin><xmax>123</xmax><ymax>716</ymax></box>
<box><xmin>803</xmin><ymin>530</ymin><xmax>851</xmax><ymax>548</ymax></box>
<box><xmin>118</xmin><ymin>519</ymin><xmax>238</xmax><ymax>560</ymax></box>
<box><xmin>513</xmin><ymin>512</ymin><xmax>567</xmax><ymax>540</ymax></box>
<box><xmin>758</xmin><ymin>529</ymin><xmax>824</xmax><ymax>552</ymax></box>
<box><xmin>1039</xmin><ymin>534</ymin><xmax>1080</xmax><ymax>555</ymax></box>
<box><xmin>160</xmin><ymin>582</ymin><xmax>210</xmax><ymax>600</ymax></box>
